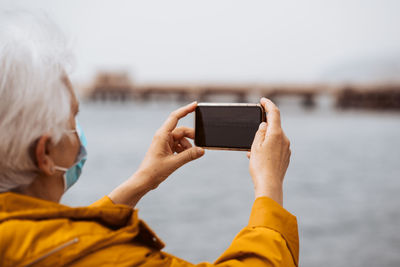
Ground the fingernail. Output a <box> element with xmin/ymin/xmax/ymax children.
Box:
<box><xmin>259</xmin><ymin>122</ymin><xmax>266</xmax><ymax>129</ymax></box>
<box><xmin>196</xmin><ymin>147</ymin><xmax>204</xmax><ymax>156</ymax></box>
<box><xmin>261</xmin><ymin>97</ymin><xmax>267</xmax><ymax>102</ymax></box>
<box><xmin>191</xmin><ymin>101</ymin><xmax>197</xmax><ymax>105</ymax></box>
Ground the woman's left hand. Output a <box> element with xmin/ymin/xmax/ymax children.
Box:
<box><xmin>108</xmin><ymin>101</ymin><xmax>205</xmax><ymax>207</ymax></box>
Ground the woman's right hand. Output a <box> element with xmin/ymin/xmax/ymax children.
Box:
<box><xmin>108</xmin><ymin>102</ymin><xmax>204</xmax><ymax>208</ymax></box>
<box><xmin>248</xmin><ymin>98</ymin><xmax>291</xmax><ymax>206</ymax></box>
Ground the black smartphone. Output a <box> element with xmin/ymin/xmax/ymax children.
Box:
<box><xmin>194</xmin><ymin>103</ymin><xmax>266</xmax><ymax>151</ymax></box>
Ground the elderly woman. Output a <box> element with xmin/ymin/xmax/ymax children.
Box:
<box><xmin>0</xmin><ymin>12</ymin><xmax>298</xmax><ymax>267</ymax></box>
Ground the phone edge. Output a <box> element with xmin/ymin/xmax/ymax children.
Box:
<box><xmin>194</xmin><ymin>102</ymin><xmax>265</xmax><ymax>151</ymax></box>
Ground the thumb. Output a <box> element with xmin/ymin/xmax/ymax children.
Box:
<box><xmin>251</xmin><ymin>122</ymin><xmax>267</xmax><ymax>150</ymax></box>
<box><xmin>173</xmin><ymin>146</ymin><xmax>205</xmax><ymax>168</ymax></box>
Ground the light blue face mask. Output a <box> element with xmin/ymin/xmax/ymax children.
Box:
<box><xmin>54</xmin><ymin>120</ymin><xmax>87</xmax><ymax>192</ymax></box>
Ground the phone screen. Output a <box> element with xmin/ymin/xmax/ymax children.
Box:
<box><xmin>195</xmin><ymin>104</ymin><xmax>265</xmax><ymax>150</ymax></box>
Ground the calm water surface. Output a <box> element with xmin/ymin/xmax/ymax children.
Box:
<box><xmin>62</xmin><ymin>98</ymin><xmax>400</xmax><ymax>267</ymax></box>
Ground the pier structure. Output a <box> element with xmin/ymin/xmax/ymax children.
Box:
<box><xmin>85</xmin><ymin>72</ymin><xmax>400</xmax><ymax>110</ymax></box>
<box><xmin>135</xmin><ymin>84</ymin><xmax>257</xmax><ymax>102</ymax></box>
<box><xmin>335</xmin><ymin>84</ymin><xmax>400</xmax><ymax>110</ymax></box>
<box><xmin>130</xmin><ymin>84</ymin><xmax>323</xmax><ymax>105</ymax></box>
<box><xmin>86</xmin><ymin>73</ymin><xmax>323</xmax><ymax>107</ymax></box>
<box><xmin>131</xmin><ymin>84</ymin><xmax>323</xmax><ymax>107</ymax></box>
<box><xmin>258</xmin><ymin>85</ymin><xmax>323</xmax><ymax>108</ymax></box>
<box><xmin>88</xmin><ymin>72</ymin><xmax>134</xmax><ymax>101</ymax></box>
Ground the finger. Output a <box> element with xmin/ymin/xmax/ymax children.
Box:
<box><xmin>161</xmin><ymin>101</ymin><xmax>197</xmax><ymax>132</ymax></box>
<box><xmin>260</xmin><ymin>97</ymin><xmax>281</xmax><ymax>130</ymax></box>
<box><xmin>173</xmin><ymin>146</ymin><xmax>205</xmax><ymax>168</ymax></box>
<box><xmin>251</xmin><ymin>122</ymin><xmax>267</xmax><ymax>151</ymax></box>
<box><xmin>172</xmin><ymin>140</ymin><xmax>180</xmax><ymax>153</ymax></box>
<box><xmin>175</xmin><ymin>143</ymin><xmax>184</xmax><ymax>153</ymax></box>
<box><xmin>246</xmin><ymin>152</ymin><xmax>251</xmax><ymax>159</ymax></box>
<box><xmin>179</xmin><ymin>137</ymin><xmax>192</xmax><ymax>150</ymax></box>
<box><xmin>172</xmin><ymin>126</ymin><xmax>195</xmax><ymax>140</ymax></box>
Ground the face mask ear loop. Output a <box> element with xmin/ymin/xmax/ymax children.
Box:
<box><xmin>53</xmin><ymin>166</ymin><xmax>69</xmax><ymax>192</ymax></box>
<box><xmin>54</xmin><ymin>166</ymin><xmax>68</xmax><ymax>172</ymax></box>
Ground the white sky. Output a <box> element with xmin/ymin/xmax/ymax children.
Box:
<box><xmin>1</xmin><ymin>0</ymin><xmax>400</xmax><ymax>83</ymax></box>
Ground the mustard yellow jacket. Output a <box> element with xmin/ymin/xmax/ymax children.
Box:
<box><xmin>0</xmin><ymin>192</ymin><xmax>299</xmax><ymax>266</ymax></box>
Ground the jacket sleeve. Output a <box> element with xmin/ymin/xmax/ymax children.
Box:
<box><xmin>166</xmin><ymin>197</ymin><xmax>299</xmax><ymax>267</ymax></box>
<box><xmin>90</xmin><ymin>196</ymin><xmax>116</xmax><ymax>207</ymax></box>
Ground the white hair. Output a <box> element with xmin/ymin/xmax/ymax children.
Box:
<box><xmin>0</xmin><ymin>10</ymin><xmax>73</xmax><ymax>192</ymax></box>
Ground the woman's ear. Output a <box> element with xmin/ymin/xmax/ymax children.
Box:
<box><xmin>35</xmin><ymin>134</ymin><xmax>56</xmax><ymax>176</ymax></box>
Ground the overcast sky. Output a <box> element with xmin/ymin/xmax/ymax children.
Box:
<box><xmin>2</xmin><ymin>0</ymin><xmax>400</xmax><ymax>84</ymax></box>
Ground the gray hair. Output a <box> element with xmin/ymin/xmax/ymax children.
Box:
<box><xmin>0</xmin><ymin>10</ymin><xmax>73</xmax><ymax>191</ymax></box>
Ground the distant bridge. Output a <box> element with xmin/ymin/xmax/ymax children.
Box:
<box><xmin>84</xmin><ymin>72</ymin><xmax>400</xmax><ymax>110</ymax></box>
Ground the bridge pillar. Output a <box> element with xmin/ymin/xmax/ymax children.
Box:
<box><xmin>302</xmin><ymin>93</ymin><xmax>316</xmax><ymax>108</ymax></box>
<box><xmin>236</xmin><ymin>92</ymin><xmax>247</xmax><ymax>102</ymax></box>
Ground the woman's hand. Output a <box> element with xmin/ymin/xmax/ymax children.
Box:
<box><xmin>137</xmin><ymin>101</ymin><xmax>205</xmax><ymax>189</ymax></box>
<box><xmin>248</xmin><ymin>98</ymin><xmax>291</xmax><ymax>206</ymax></box>
<box><xmin>109</xmin><ymin>101</ymin><xmax>205</xmax><ymax>207</ymax></box>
